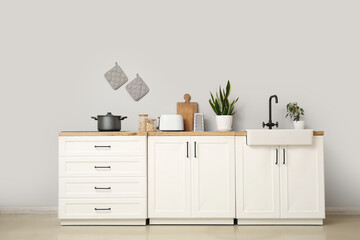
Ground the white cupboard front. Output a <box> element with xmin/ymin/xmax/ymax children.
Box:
<box><xmin>147</xmin><ymin>137</ymin><xmax>191</xmax><ymax>218</ymax></box>
<box><xmin>148</xmin><ymin>136</ymin><xmax>235</xmax><ymax>224</ymax></box>
<box><xmin>280</xmin><ymin>137</ymin><xmax>325</xmax><ymax>219</ymax></box>
<box><xmin>235</xmin><ymin>140</ymin><xmax>280</xmax><ymax>219</ymax></box>
<box><xmin>236</xmin><ymin>136</ymin><xmax>325</xmax><ymax>225</ymax></box>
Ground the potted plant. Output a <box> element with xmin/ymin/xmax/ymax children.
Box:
<box><xmin>209</xmin><ymin>81</ymin><xmax>239</xmax><ymax>131</ymax></box>
<box><xmin>285</xmin><ymin>102</ymin><xmax>305</xmax><ymax>129</ymax></box>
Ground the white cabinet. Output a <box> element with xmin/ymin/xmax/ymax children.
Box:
<box><xmin>147</xmin><ymin>137</ymin><xmax>191</xmax><ymax>218</ymax></box>
<box><xmin>58</xmin><ymin>136</ymin><xmax>147</xmax><ymax>226</ymax></box>
<box><xmin>236</xmin><ymin>142</ymin><xmax>280</xmax><ymax>218</ymax></box>
<box><xmin>148</xmin><ymin>136</ymin><xmax>235</xmax><ymax>224</ymax></box>
<box><xmin>236</xmin><ymin>136</ymin><xmax>325</xmax><ymax>225</ymax></box>
<box><xmin>280</xmin><ymin>140</ymin><xmax>325</xmax><ymax>219</ymax></box>
<box><xmin>191</xmin><ymin>137</ymin><xmax>235</xmax><ymax>218</ymax></box>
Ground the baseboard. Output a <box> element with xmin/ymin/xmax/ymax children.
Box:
<box><xmin>237</xmin><ymin>218</ymin><xmax>323</xmax><ymax>225</ymax></box>
<box><xmin>150</xmin><ymin>218</ymin><xmax>234</xmax><ymax>225</ymax></box>
<box><xmin>0</xmin><ymin>207</ymin><xmax>58</xmax><ymax>214</ymax></box>
<box><xmin>1</xmin><ymin>207</ymin><xmax>360</xmax><ymax>215</ymax></box>
<box><xmin>326</xmin><ymin>207</ymin><xmax>360</xmax><ymax>214</ymax></box>
<box><xmin>61</xmin><ymin>219</ymin><xmax>146</xmax><ymax>226</ymax></box>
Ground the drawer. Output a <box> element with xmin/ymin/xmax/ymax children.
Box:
<box><xmin>58</xmin><ymin>198</ymin><xmax>147</xmax><ymax>219</ymax></box>
<box><xmin>59</xmin><ymin>156</ymin><xmax>146</xmax><ymax>177</ymax></box>
<box><xmin>59</xmin><ymin>136</ymin><xmax>146</xmax><ymax>157</ymax></box>
<box><xmin>59</xmin><ymin>178</ymin><xmax>146</xmax><ymax>198</ymax></box>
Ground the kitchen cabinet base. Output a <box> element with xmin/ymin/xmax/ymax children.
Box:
<box><xmin>237</xmin><ymin>218</ymin><xmax>323</xmax><ymax>226</ymax></box>
<box><xmin>149</xmin><ymin>218</ymin><xmax>234</xmax><ymax>225</ymax></box>
<box><xmin>60</xmin><ymin>219</ymin><xmax>146</xmax><ymax>226</ymax></box>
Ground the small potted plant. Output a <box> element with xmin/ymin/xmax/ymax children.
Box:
<box><xmin>209</xmin><ymin>81</ymin><xmax>239</xmax><ymax>131</ymax></box>
<box><xmin>285</xmin><ymin>102</ymin><xmax>305</xmax><ymax>129</ymax></box>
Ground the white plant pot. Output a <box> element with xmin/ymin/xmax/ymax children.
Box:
<box><xmin>293</xmin><ymin>120</ymin><xmax>305</xmax><ymax>129</ymax></box>
<box><xmin>216</xmin><ymin>115</ymin><xmax>233</xmax><ymax>131</ymax></box>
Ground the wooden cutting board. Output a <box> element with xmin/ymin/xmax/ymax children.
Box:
<box><xmin>177</xmin><ymin>94</ymin><xmax>198</xmax><ymax>131</ymax></box>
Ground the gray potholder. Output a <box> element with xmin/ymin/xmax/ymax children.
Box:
<box><xmin>126</xmin><ymin>74</ymin><xmax>149</xmax><ymax>101</ymax></box>
<box><xmin>104</xmin><ymin>62</ymin><xmax>128</xmax><ymax>90</ymax></box>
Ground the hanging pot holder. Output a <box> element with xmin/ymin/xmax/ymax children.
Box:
<box><xmin>104</xmin><ymin>62</ymin><xmax>128</xmax><ymax>90</ymax></box>
<box><xmin>126</xmin><ymin>74</ymin><xmax>150</xmax><ymax>101</ymax></box>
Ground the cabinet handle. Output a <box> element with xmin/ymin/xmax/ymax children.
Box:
<box><xmin>94</xmin><ymin>208</ymin><xmax>111</xmax><ymax>211</ymax></box>
<box><xmin>194</xmin><ymin>141</ymin><xmax>197</xmax><ymax>158</ymax></box>
<box><xmin>283</xmin><ymin>148</ymin><xmax>286</xmax><ymax>164</ymax></box>
<box><xmin>275</xmin><ymin>149</ymin><xmax>278</xmax><ymax>165</ymax></box>
<box><xmin>94</xmin><ymin>187</ymin><xmax>111</xmax><ymax>190</ymax></box>
<box><xmin>94</xmin><ymin>145</ymin><xmax>111</xmax><ymax>149</ymax></box>
<box><xmin>94</xmin><ymin>166</ymin><xmax>111</xmax><ymax>169</ymax></box>
<box><xmin>186</xmin><ymin>142</ymin><xmax>189</xmax><ymax>158</ymax></box>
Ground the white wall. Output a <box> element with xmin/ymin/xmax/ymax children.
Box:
<box><xmin>0</xmin><ymin>0</ymin><xmax>359</xmax><ymax>208</ymax></box>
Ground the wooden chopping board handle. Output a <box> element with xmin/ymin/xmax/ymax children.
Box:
<box><xmin>184</xmin><ymin>94</ymin><xmax>191</xmax><ymax>103</ymax></box>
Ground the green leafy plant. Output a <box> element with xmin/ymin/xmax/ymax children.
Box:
<box><xmin>285</xmin><ymin>102</ymin><xmax>304</xmax><ymax>122</ymax></box>
<box><xmin>209</xmin><ymin>81</ymin><xmax>239</xmax><ymax>115</ymax></box>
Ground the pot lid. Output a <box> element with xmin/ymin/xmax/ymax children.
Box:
<box><xmin>98</xmin><ymin>112</ymin><xmax>121</xmax><ymax>117</ymax></box>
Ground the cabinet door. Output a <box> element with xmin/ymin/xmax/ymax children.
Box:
<box><xmin>280</xmin><ymin>137</ymin><xmax>325</xmax><ymax>219</ymax></box>
<box><xmin>191</xmin><ymin>136</ymin><xmax>235</xmax><ymax>218</ymax></box>
<box><xmin>236</xmin><ymin>136</ymin><xmax>280</xmax><ymax>218</ymax></box>
<box><xmin>148</xmin><ymin>137</ymin><xmax>191</xmax><ymax>218</ymax></box>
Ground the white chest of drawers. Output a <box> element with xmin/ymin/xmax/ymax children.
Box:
<box><xmin>58</xmin><ymin>135</ymin><xmax>147</xmax><ymax>225</ymax></box>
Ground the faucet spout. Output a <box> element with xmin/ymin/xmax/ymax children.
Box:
<box><xmin>270</xmin><ymin>95</ymin><xmax>278</xmax><ymax>104</ymax></box>
<box><xmin>263</xmin><ymin>95</ymin><xmax>279</xmax><ymax>129</ymax></box>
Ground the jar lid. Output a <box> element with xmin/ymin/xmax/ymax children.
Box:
<box><xmin>139</xmin><ymin>114</ymin><xmax>148</xmax><ymax>117</ymax></box>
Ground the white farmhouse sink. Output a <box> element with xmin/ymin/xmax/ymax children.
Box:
<box><xmin>246</xmin><ymin>129</ymin><xmax>313</xmax><ymax>146</ymax></box>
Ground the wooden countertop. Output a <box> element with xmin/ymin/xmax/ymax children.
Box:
<box><xmin>59</xmin><ymin>131</ymin><xmax>324</xmax><ymax>136</ymax></box>
<box><xmin>147</xmin><ymin>131</ymin><xmax>242</xmax><ymax>136</ymax></box>
<box><xmin>59</xmin><ymin>131</ymin><xmax>147</xmax><ymax>136</ymax></box>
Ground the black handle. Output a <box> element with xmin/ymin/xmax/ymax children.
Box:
<box><xmin>94</xmin><ymin>208</ymin><xmax>111</xmax><ymax>211</ymax></box>
<box><xmin>94</xmin><ymin>187</ymin><xmax>111</xmax><ymax>190</ymax></box>
<box><xmin>94</xmin><ymin>145</ymin><xmax>111</xmax><ymax>148</ymax></box>
<box><xmin>91</xmin><ymin>116</ymin><xmax>98</xmax><ymax>120</ymax></box>
<box><xmin>120</xmin><ymin>116</ymin><xmax>127</xmax><ymax>120</ymax></box>
<box><xmin>194</xmin><ymin>141</ymin><xmax>197</xmax><ymax>158</ymax></box>
<box><xmin>186</xmin><ymin>142</ymin><xmax>189</xmax><ymax>158</ymax></box>
<box><xmin>275</xmin><ymin>149</ymin><xmax>278</xmax><ymax>165</ymax></box>
<box><xmin>94</xmin><ymin>166</ymin><xmax>111</xmax><ymax>169</ymax></box>
<box><xmin>283</xmin><ymin>148</ymin><xmax>286</xmax><ymax>164</ymax></box>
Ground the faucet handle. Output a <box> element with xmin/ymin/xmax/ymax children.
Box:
<box><xmin>262</xmin><ymin>122</ymin><xmax>266</xmax><ymax>128</ymax></box>
<box><xmin>275</xmin><ymin>122</ymin><xmax>279</xmax><ymax>128</ymax></box>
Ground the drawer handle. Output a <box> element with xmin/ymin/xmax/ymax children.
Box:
<box><xmin>94</xmin><ymin>208</ymin><xmax>111</xmax><ymax>211</ymax></box>
<box><xmin>94</xmin><ymin>187</ymin><xmax>111</xmax><ymax>190</ymax></box>
<box><xmin>94</xmin><ymin>166</ymin><xmax>111</xmax><ymax>169</ymax></box>
<box><xmin>94</xmin><ymin>145</ymin><xmax>111</xmax><ymax>149</ymax></box>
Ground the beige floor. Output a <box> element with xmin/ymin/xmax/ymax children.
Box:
<box><xmin>0</xmin><ymin>214</ymin><xmax>359</xmax><ymax>240</ymax></box>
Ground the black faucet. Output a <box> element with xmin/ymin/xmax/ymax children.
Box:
<box><xmin>262</xmin><ymin>95</ymin><xmax>279</xmax><ymax>129</ymax></box>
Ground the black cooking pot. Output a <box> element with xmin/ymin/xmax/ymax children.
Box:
<box><xmin>91</xmin><ymin>112</ymin><xmax>127</xmax><ymax>131</ymax></box>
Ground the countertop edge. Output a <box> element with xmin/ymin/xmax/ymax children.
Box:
<box><xmin>59</xmin><ymin>131</ymin><xmax>324</xmax><ymax>137</ymax></box>
<box><xmin>58</xmin><ymin>131</ymin><xmax>147</xmax><ymax>136</ymax></box>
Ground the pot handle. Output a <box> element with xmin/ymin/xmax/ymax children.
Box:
<box><xmin>120</xmin><ymin>116</ymin><xmax>127</xmax><ymax>120</ymax></box>
<box><xmin>157</xmin><ymin>116</ymin><xmax>160</xmax><ymax>130</ymax></box>
<box><xmin>91</xmin><ymin>116</ymin><xmax>98</xmax><ymax>121</ymax></box>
